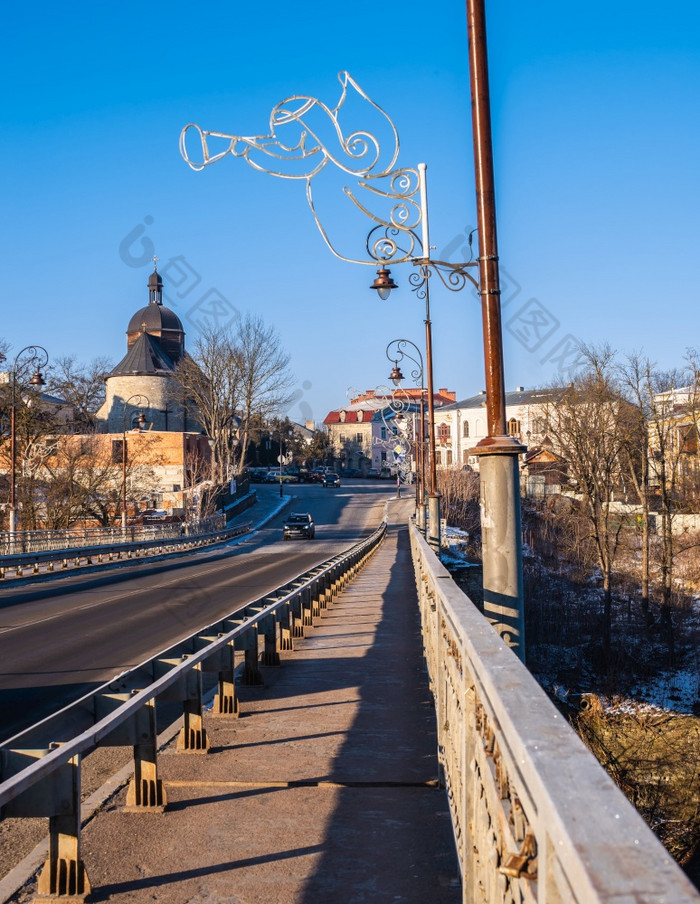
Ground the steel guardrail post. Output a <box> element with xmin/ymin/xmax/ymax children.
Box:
<box><xmin>174</xmin><ymin>659</ymin><xmax>210</xmax><ymax>752</ymax></box>
<box><xmin>197</xmin><ymin>633</ymin><xmax>239</xmax><ymax>718</ymax></box>
<box><xmin>1</xmin><ymin>748</ymin><xmax>91</xmax><ymax>902</ymax></box>
<box><xmin>125</xmin><ymin>698</ymin><xmax>166</xmax><ymax>811</ymax></box>
<box><xmin>238</xmin><ymin>618</ymin><xmax>264</xmax><ymax>687</ymax></box>
<box><xmin>261</xmin><ymin>608</ymin><xmax>281</xmax><ymax>667</ymax></box>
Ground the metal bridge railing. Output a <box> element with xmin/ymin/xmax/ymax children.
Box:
<box><xmin>0</xmin><ymin>521</ymin><xmax>386</xmax><ymax>902</ymax></box>
<box><xmin>0</xmin><ymin>514</ymin><xmax>226</xmax><ymax>556</ymax></box>
<box><xmin>0</xmin><ymin>516</ymin><xmax>240</xmax><ymax>581</ymax></box>
<box><xmin>409</xmin><ymin>521</ymin><xmax>699</xmax><ymax>904</ymax></box>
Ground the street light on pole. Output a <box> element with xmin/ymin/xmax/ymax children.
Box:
<box><xmin>386</xmin><ymin>338</ymin><xmax>426</xmax><ymax>530</ymax></box>
<box><xmin>8</xmin><ymin>345</ymin><xmax>49</xmax><ymax>539</ymax></box>
<box><xmin>180</xmin><ymin>55</ymin><xmax>526</xmax><ymax>657</ymax></box>
<box><xmin>121</xmin><ymin>395</ymin><xmax>149</xmax><ymax>532</ymax></box>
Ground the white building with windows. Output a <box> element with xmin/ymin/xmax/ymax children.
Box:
<box><xmin>433</xmin><ymin>387</ymin><xmax>558</xmax><ymax>471</ymax></box>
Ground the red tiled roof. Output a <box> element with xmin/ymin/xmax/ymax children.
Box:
<box><xmin>323</xmin><ymin>409</ymin><xmax>375</xmax><ymax>425</ymax></box>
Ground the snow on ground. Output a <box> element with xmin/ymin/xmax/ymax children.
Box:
<box><xmin>441</xmin><ymin>525</ymin><xmax>700</xmax><ymax>717</ymax></box>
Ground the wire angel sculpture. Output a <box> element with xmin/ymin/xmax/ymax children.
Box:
<box><xmin>180</xmin><ymin>71</ymin><xmax>423</xmax><ymax>265</ymax></box>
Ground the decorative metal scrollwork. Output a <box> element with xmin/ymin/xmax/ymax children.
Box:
<box><xmin>180</xmin><ymin>71</ymin><xmax>425</xmax><ymax>266</ymax></box>
<box><xmin>180</xmin><ymin>70</ymin><xmax>482</xmax><ymax>288</ymax></box>
<box><xmin>385</xmin><ymin>338</ymin><xmax>424</xmax><ymax>388</ymax></box>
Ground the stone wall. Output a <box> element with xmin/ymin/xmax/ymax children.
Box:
<box><xmin>98</xmin><ymin>374</ymin><xmax>197</xmax><ymax>433</ymax></box>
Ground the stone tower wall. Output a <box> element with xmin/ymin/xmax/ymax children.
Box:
<box><xmin>102</xmin><ymin>374</ymin><xmax>191</xmax><ymax>433</ymax></box>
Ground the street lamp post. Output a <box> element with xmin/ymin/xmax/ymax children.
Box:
<box><xmin>465</xmin><ymin>0</ymin><xmax>526</xmax><ymax>657</ymax></box>
<box><xmin>7</xmin><ymin>346</ymin><xmax>49</xmax><ymax>539</ymax></box>
<box><xmin>121</xmin><ymin>396</ymin><xmax>149</xmax><ymax>532</ymax></box>
<box><xmin>387</xmin><ymin>339</ymin><xmax>426</xmax><ymax>531</ymax></box>
<box><xmin>180</xmin><ymin>53</ymin><xmax>526</xmax><ymax>656</ymax></box>
<box><xmin>278</xmin><ymin>424</ymin><xmax>284</xmax><ymax>497</ymax></box>
<box><xmin>369</xmin><ymin>162</ymin><xmax>472</xmax><ymax>553</ymax></box>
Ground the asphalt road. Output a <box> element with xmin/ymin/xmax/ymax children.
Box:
<box><xmin>0</xmin><ymin>482</ymin><xmax>393</xmax><ymax>742</ymax></box>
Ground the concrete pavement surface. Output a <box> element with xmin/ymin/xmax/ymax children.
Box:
<box><xmin>53</xmin><ymin>498</ymin><xmax>460</xmax><ymax>903</ymax></box>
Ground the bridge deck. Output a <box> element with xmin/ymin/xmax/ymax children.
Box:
<box><xmin>79</xmin><ymin>500</ymin><xmax>461</xmax><ymax>903</ymax></box>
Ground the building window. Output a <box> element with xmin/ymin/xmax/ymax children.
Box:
<box><xmin>463</xmin><ymin>420</ymin><xmax>470</xmax><ymax>438</ymax></box>
<box><xmin>508</xmin><ymin>418</ymin><xmax>521</xmax><ymax>437</ymax></box>
<box><xmin>681</xmin><ymin>424</ymin><xmax>698</xmax><ymax>455</ymax></box>
<box><xmin>462</xmin><ymin>449</ymin><xmax>469</xmax><ymax>464</ymax></box>
<box><xmin>356</xmin><ymin>433</ymin><xmax>363</xmax><ymax>444</ymax></box>
<box><xmin>435</xmin><ymin>450</ymin><xmax>442</xmax><ymax>465</ymax></box>
<box><xmin>446</xmin><ymin>450</ymin><xmax>453</xmax><ymax>466</ymax></box>
<box><xmin>112</xmin><ymin>439</ymin><xmax>124</xmax><ymax>464</ymax></box>
<box><xmin>437</xmin><ymin>423</ymin><xmax>451</xmax><ymax>443</ymax></box>
<box><xmin>381</xmin><ymin>426</ymin><xmax>387</xmax><ymax>441</ymax></box>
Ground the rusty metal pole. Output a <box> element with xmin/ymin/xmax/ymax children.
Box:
<box><xmin>417</xmin><ymin>399</ymin><xmax>426</xmax><ymax>531</ymax></box>
<box><xmin>424</xmin><ymin>307</ymin><xmax>441</xmax><ymax>551</ymax></box>
<box><xmin>9</xmin><ymin>402</ymin><xmax>16</xmax><ymax>539</ymax></box>
<box><xmin>121</xmin><ymin>430</ymin><xmax>128</xmax><ymax>533</ymax></box>
<box><xmin>467</xmin><ymin>0</ymin><xmax>526</xmax><ymax>659</ymax></box>
<box><xmin>417</xmin><ymin>163</ymin><xmax>442</xmax><ymax>552</ymax></box>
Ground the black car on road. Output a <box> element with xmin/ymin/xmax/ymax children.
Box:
<box><xmin>283</xmin><ymin>512</ymin><xmax>315</xmax><ymax>540</ymax></box>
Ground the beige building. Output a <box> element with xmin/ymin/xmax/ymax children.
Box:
<box><xmin>42</xmin><ymin>428</ymin><xmax>212</xmax><ymax>523</ymax></box>
<box><xmin>323</xmin><ymin>388</ymin><xmax>456</xmax><ymax>473</ymax></box>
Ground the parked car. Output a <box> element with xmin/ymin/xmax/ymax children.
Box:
<box><xmin>366</xmin><ymin>468</ymin><xmax>380</xmax><ymax>478</ymax></box>
<box><xmin>343</xmin><ymin>468</ymin><xmax>361</xmax><ymax>478</ymax></box>
<box><xmin>265</xmin><ymin>471</ymin><xmax>299</xmax><ymax>483</ymax></box>
<box><xmin>249</xmin><ymin>467</ymin><xmax>270</xmax><ymax>483</ymax></box>
<box><xmin>323</xmin><ymin>472</ymin><xmax>340</xmax><ymax>488</ymax></box>
<box><xmin>131</xmin><ymin>509</ymin><xmax>182</xmax><ymax>525</ymax></box>
<box><xmin>283</xmin><ymin>512</ymin><xmax>315</xmax><ymax>540</ymax></box>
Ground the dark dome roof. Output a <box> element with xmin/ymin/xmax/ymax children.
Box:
<box><xmin>127</xmin><ymin>303</ymin><xmax>183</xmax><ymax>335</ymax></box>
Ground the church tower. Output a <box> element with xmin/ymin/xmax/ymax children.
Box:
<box><xmin>97</xmin><ymin>266</ymin><xmax>194</xmax><ymax>432</ymax></box>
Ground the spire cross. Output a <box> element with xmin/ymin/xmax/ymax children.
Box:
<box><xmin>152</xmin><ymin>255</ymin><xmax>159</xmax><ymax>269</ymax></box>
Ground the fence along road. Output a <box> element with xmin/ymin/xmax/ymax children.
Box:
<box><xmin>2</xmin><ymin>489</ymin><xmax>698</xmax><ymax>903</ymax></box>
<box><xmin>0</xmin><ymin>515</ymin><xmax>395</xmax><ymax>902</ymax></box>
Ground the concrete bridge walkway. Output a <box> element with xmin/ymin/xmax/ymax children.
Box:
<box><xmin>76</xmin><ymin>499</ymin><xmax>461</xmax><ymax>903</ymax></box>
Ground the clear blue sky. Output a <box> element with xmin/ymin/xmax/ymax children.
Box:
<box><xmin>2</xmin><ymin>1</ymin><xmax>699</xmax><ymax>426</ymax></box>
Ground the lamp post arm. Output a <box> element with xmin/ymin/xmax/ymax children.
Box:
<box><xmin>385</xmin><ymin>338</ymin><xmax>424</xmax><ymax>390</ymax></box>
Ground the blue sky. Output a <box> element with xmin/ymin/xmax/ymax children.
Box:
<box><xmin>2</xmin><ymin>1</ymin><xmax>699</xmax><ymax>426</ymax></box>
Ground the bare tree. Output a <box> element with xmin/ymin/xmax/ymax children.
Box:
<box><xmin>234</xmin><ymin>314</ymin><xmax>293</xmax><ymax>471</ymax></box>
<box><xmin>172</xmin><ymin>327</ymin><xmax>243</xmax><ymax>485</ymax></box>
<box><xmin>545</xmin><ymin>345</ymin><xmax>635</xmax><ymax>659</ymax></box>
<box><xmin>617</xmin><ymin>353</ymin><xmax>660</xmax><ymax>625</ymax></box>
<box><xmin>25</xmin><ymin>434</ymin><xmax>164</xmax><ymax>529</ymax></box>
<box><xmin>45</xmin><ymin>355</ymin><xmax>112</xmax><ymax>431</ymax></box>
<box><xmin>619</xmin><ymin>350</ymin><xmax>700</xmax><ymax>657</ymax></box>
<box><xmin>0</xmin><ymin>377</ymin><xmax>57</xmax><ymax>530</ymax></box>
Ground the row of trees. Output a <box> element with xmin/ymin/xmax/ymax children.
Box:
<box><xmin>540</xmin><ymin>345</ymin><xmax>699</xmax><ymax>659</ymax></box>
<box><xmin>437</xmin><ymin>345</ymin><xmax>699</xmax><ymax>664</ymax></box>
<box><xmin>0</xmin><ymin>314</ymin><xmax>300</xmax><ymax>530</ymax></box>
